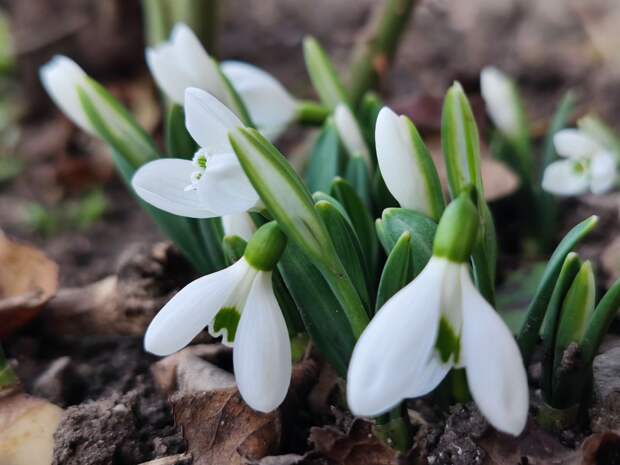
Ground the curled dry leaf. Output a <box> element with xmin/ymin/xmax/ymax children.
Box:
<box><xmin>0</xmin><ymin>233</ymin><xmax>59</xmax><ymax>337</ymax></box>
<box><xmin>172</xmin><ymin>389</ymin><xmax>281</xmax><ymax>465</ymax></box>
<box><xmin>308</xmin><ymin>418</ymin><xmax>399</xmax><ymax>465</ymax></box>
<box><xmin>576</xmin><ymin>432</ymin><xmax>620</xmax><ymax>465</ymax></box>
<box><xmin>0</xmin><ymin>392</ymin><xmax>63</xmax><ymax>465</ymax></box>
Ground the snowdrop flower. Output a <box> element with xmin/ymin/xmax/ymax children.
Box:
<box><xmin>222</xmin><ymin>212</ymin><xmax>256</xmax><ymax>241</ymax></box>
<box><xmin>542</xmin><ymin>129</ymin><xmax>618</xmax><ymax>196</ymax></box>
<box><xmin>480</xmin><ymin>67</ymin><xmax>521</xmax><ymax>139</ymax></box>
<box><xmin>147</xmin><ymin>23</ymin><xmax>298</xmax><ymax>140</ymax></box>
<box><xmin>334</xmin><ymin>104</ymin><xmax>371</xmax><ymax>166</ymax></box>
<box><xmin>145</xmin><ymin>222</ymin><xmax>291</xmax><ymax>413</ymax></box>
<box><xmin>347</xmin><ymin>196</ymin><xmax>528</xmax><ymax>436</ymax></box>
<box><xmin>40</xmin><ymin>56</ymin><xmax>102</xmax><ymax>136</ymax></box>
<box><xmin>132</xmin><ymin>88</ymin><xmax>259</xmax><ymax>218</ymax></box>
<box><xmin>146</xmin><ymin>23</ymin><xmax>229</xmax><ymax>106</ymax></box>
<box><xmin>375</xmin><ymin>107</ymin><xmax>444</xmax><ymax>221</ymax></box>
<box><xmin>221</xmin><ymin>61</ymin><xmax>298</xmax><ymax>141</ymax></box>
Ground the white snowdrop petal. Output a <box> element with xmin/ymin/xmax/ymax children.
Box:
<box><xmin>460</xmin><ymin>268</ymin><xmax>528</xmax><ymax>436</ymax></box>
<box><xmin>553</xmin><ymin>129</ymin><xmax>601</xmax><ymax>159</ymax></box>
<box><xmin>590</xmin><ymin>151</ymin><xmax>618</xmax><ymax>194</ymax></box>
<box><xmin>334</xmin><ymin>104</ymin><xmax>371</xmax><ymax>164</ymax></box>
<box><xmin>146</xmin><ymin>45</ymin><xmax>188</xmax><ymax>104</ymax></box>
<box><xmin>145</xmin><ymin>259</ymin><xmax>250</xmax><ymax>356</ymax></box>
<box><xmin>542</xmin><ymin>159</ymin><xmax>589</xmax><ymax>196</ymax></box>
<box><xmin>346</xmin><ymin>257</ymin><xmax>447</xmax><ymax>417</ymax></box>
<box><xmin>406</xmin><ymin>352</ymin><xmax>452</xmax><ymax>398</ymax></box>
<box><xmin>197</xmin><ymin>153</ymin><xmax>259</xmax><ymax>215</ymax></box>
<box><xmin>184</xmin><ymin>87</ymin><xmax>243</xmax><ymax>151</ymax></box>
<box><xmin>234</xmin><ymin>272</ymin><xmax>292</xmax><ymax>412</ymax></box>
<box><xmin>39</xmin><ymin>55</ymin><xmax>94</xmax><ymax>134</ymax></box>
<box><xmin>222</xmin><ymin>61</ymin><xmax>297</xmax><ymax>141</ymax></box>
<box><xmin>375</xmin><ymin>108</ymin><xmax>432</xmax><ymax>215</ymax></box>
<box><xmin>222</xmin><ymin>213</ymin><xmax>256</xmax><ymax>241</ymax></box>
<box><xmin>480</xmin><ymin>67</ymin><xmax>519</xmax><ymax>138</ymax></box>
<box><xmin>132</xmin><ymin>158</ymin><xmax>217</xmax><ymax>218</ymax></box>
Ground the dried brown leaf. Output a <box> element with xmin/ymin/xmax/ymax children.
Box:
<box><xmin>172</xmin><ymin>389</ymin><xmax>281</xmax><ymax>465</ymax></box>
<box><xmin>0</xmin><ymin>233</ymin><xmax>59</xmax><ymax>337</ymax></box>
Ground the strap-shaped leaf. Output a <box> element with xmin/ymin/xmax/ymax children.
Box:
<box><xmin>165</xmin><ymin>104</ymin><xmax>198</xmax><ymax>158</ymax></box>
<box><xmin>517</xmin><ymin>215</ymin><xmax>599</xmax><ymax>363</ymax></box>
<box><xmin>331</xmin><ymin>177</ymin><xmax>378</xmax><ymax>277</ymax></box>
<box><xmin>303</xmin><ymin>36</ymin><xmax>350</xmax><ymax>110</ymax></box>
<box><xmin>376</xmin><ymin>207</ymin><xmax>436</xmax><ymax>276</ymax></box>
<box><xmin>278</xmin><ymin>244</ymin><xmax>356</xmax><ymax>376</ymax></box>
<box><xmin>581</xmin><ymin>277</ymin><xmax>620</xmax><ymax>364</ymax></box>
<box><xmin>344</xmin><ymin>155</ymin><xmax>372</xmax><ymax>209</ymax></box>
<box><xmin>305</xmin><ymin>120</ymin><xmax>346</xmax><ymax>194</ymax></box>
<box><xmin>198</xmin><ymin>218</ymin><xmax>226</xmax><ymax>270</ymax></box>
<box><xmin>376</xmin><ymin>231</ymin><xmax>413</xmax><ymax>312</ymax></box>
<box><xmin>315</xmin><ymin>199</ymin><xmax>372</xmax><ymax>314</ymax></box>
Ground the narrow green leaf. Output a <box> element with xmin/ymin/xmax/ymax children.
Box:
<box><xmin>358</xmin><ymin>91</ymin><xmax>383</xmax><ymax>153</ymax></box>
<box><xmin>198</xmin><ymin>218</ymin><xmax>226</xmax><ymax>270</ymax></box>
<box><xmin>376</xmin><ymin>207</ymin><xmax>436</xmax><ymax>275</ymax></box>
<box><xmin>305</xmin><ymin>120</ymin><xmax>346</xmax><ymax>193</ymax></box>
<box><xmin>517</xmin><ymin>215</ymin><xmax>599</xmax><ymax>363</ymax></box>
<box><xmin>581</xmin><ymin>277</ymin><xmax>620</xmax><ymax>364</ymax></box>
<box><xmin>315</xmin><ymin>199</ymin><xmax>372</xmax><ymax>313</ymax></box>
<box><xmin>344</xmin><ymin>155</ymin><xmax>372</xmax><ymax>209</ymax></box>
<box><xmin>372</xmin><ymin>169</ymin><xmax>398</xmax><ymax>214</ymax></box>
<box><xmin>272</xmin><ymin>269</ymin><xmax>306</xmax><ymax>336</ymax></box>
<box><xmin>278</xmin><ymin>244</ymin><xmax>357</xmax><ymax>376</ymax></box>
<box><xmin>376</xmin><ymin>231</ymin><xmax>413</xmax><ymax>312</ymax></box>
<box><xmin>540</xmin><ymin>252</ymin><xmax>581</xmax><ymax>402</ymax></box>
<box><xmin>331</xmin><ymin>177</ymin><xmax>378</xmax><ymax>276</ymax></box>
<box><xmin>303</xmin><ymin>36</ymin><xmax>350</xmax><ymax>110</ymax></box>
<box><xmin>165</xmin><ymin>104</ymin><xmax>198</xmax><ymax>157</ymax></box>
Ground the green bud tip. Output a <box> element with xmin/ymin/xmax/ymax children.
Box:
<box><xmin>433</xmin><ymin>194</ymin><xmax>478</xmax><ymax>263</ymax></box>
<box><xmin>244</xmin><ymin>221</ymin><xmax>287</xmax><ymax>271</ymax></box>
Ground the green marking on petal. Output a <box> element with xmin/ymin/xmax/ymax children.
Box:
<box><xmin>212</xmin><ymin>307</ymin><xmax>241</xmax><ymax>344</ymax></box>
<box><xmin>436</xmin><ymin>316</ymin><xmax>460</xmax><ymax>363</ymax></box>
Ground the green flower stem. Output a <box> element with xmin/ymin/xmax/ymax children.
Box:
<box><xmin>142</xmin><ymin>0</ymin><xmax>218</xmax><ymax>53</ymax></box>
<box><xmin>347</xmin><ymin>0</ymin><xmax>417</xmax><ymax>106</ymax></box>
<box><xmin>375</xmin><ymin>404</ymin><xmax>413</xmax><ymax>452</ymax></box>
<box><xmin>296</xmin><ymin>100</ymin><xmax>330</xmax><ymax>126</ymax></box>
<box><xmin>0</xmin><ymin>346</ymin><xmax>18</xmax><ymax>391</ymax></box>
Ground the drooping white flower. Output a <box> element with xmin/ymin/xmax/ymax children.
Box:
<box><xmin>146</xmin><ymin>23</ymin><xmax>229</xmax><ymax>106</ymax></box>
<box><xmin>222</xmin><ymin>212</ymin><xmax>256</xmax><ymax>241</ymax></box>
<box><xmin>334</xmin><ymin>104</ymin><xmax>371</xmax><ymax>165</ymax></box>
<box><xmin>375</xmin><ymin>107</ymin><xmax>444</xmax><ymax>221</ymax></box>
<box><xmin>145</xmin><ymin>222</ymin><xmax>291</xmax><ymax>413</ymax></box>
<box><xmin>131</xmin><ymin>88</ymin><xmax>259</xmax><ymax>218</ymax></box>
<box><xmin>39</xmin><ymin>55</ymin><xmax>101</xmax><ymax>135</ymax></box>
<box><xmin>480</xmin><ymin>67</ymin><xmax>521</xmax><ymax>139</ymax></box>
<box><xmin>147</xmin><ymin>23</ymin><xmax>298</xmax><ymax>140</ymax></box>
<box><xmin>347</xmin><ymin>196</ymin><xmax>528</xmax><ymax>436</ymax></box>
<box><xmin>542</xmin><ymin>129</ymin><xmax>618</xmax><ymax>196</ymax></box>
<box><xmin>221</xmin><ymin>61</ymin><xmax>298</xmax><ymax>141</ymax></box>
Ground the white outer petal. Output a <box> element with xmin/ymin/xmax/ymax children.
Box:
<box><xmin>375</xmin><ymin>107</ymin><xmax>433</xmax><ymax>216</ymax></box>
<box><xmin>541</xmin><ymin>159</ymin><xmax>589</xmax><ymax>196</ymax></box>
<box><xmin>39</xmin><ymin>55</ymin><xmax>95</xmax><ymax>134</ymax></box>
<box><xmin>197</xmin><ymin>153</ymin><xmax>260</xmax><ymax>215</ymax></box>
<box><xmin>406</xmin><ymin>352</ymin><xmax>452</xmax><ymax>398</ymax></box>
<box><xmin>460</xmin><ymin>267</ymin><xmax>528</xmax><ymax>436</ymax></box>
<box><xmin>346</xmin><ymin>257</ymin><xmax>447</xmax><ymax>417</ymax></box>
<box><xmin>553</xmin><ymin>129</ymin><xmax>601</xmax><ymax>159</ymax></box>
<box><xmin>145</xmin><ymin>258</ymin><xmax>251</xmax><ymax>356</ymax></box>
<box><xmin>146</xmin><ymin>45</ymin><xmax>188</xmax><ymax>104</ymax></box>
<box><xmin>131</xmin><ymin>158</ymin><xmax>217</xmax><ymax>218</ymax></box>
<box><xmin>234</xmin><ymin>271</ymin><xmax>292</xmax><ymax>412</ymax></box>
<box><xmin>184</xmin><ymin>87</ymin><xmax>242</xmax><ymax>152</ymax></box>
<box><xmin>222</xmin><ymin>61</ymin><xmax>297</xmax><ymax>141</ymax></box>
<box><xmin>222</xmin><ymin>213</ymin><xmax>256</xmax><ymax>241</ymax></box>
<box><xmin>334</xmin><ymin>104</ymin><xmax>371</xmax><ymax>165</ymax></box>
<box><xmin>590</xmin><ymin>150</ymin><xmax>618</xmax><ymax>194</ymax></box>
<box><xmin>480</xmin><ymin>67</ymin><xmax>519</xmax><ymax>138</ymax></box>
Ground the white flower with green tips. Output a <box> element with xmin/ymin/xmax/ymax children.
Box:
<box><xmin>347</xmin><ymin>196</ymin><xmax>528</xmax><ymax>436</ymax></box>
<box><xmin>375</xmin><ymin>106</ymin><xmax>444</xmax><ymax>221</ymax></box>
<box><xmin>145</xmin><ymin>222</ymin><xmax>291</xmax><ymax>413</ymax></box>
<box><xmin>542</xmin><ymin>129</ymin><xmax>618</xmax><ymax>196</ymax></box>
<box><xmin>131</xmin><ymin>87</ymin><xmax>259</xmax><ymax>218</ymax></box>
<box><xmin>147</xmin><ymin>23</ymin><xmax>297</xmax><ymax>140</ymax></box>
